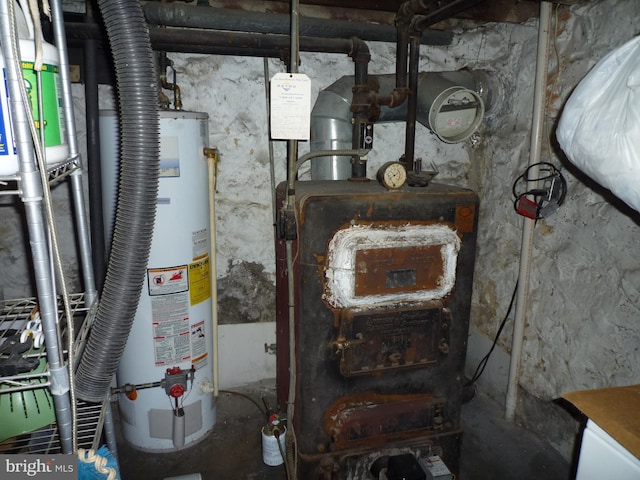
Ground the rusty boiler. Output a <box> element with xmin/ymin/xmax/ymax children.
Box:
<box><xmin>276</xmin><ymin>179</ymin><xmax>478</xmax><ymax>478</ymax></box>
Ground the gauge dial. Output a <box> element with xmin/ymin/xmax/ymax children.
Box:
<box><xmin>377</xmin><ymin>161</ymin><xmax>407</xmax><ymax>189</ymax></box>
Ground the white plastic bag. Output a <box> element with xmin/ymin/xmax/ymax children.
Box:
<box><xmin>557</xmin><ymin>35</ymin><xmax>640</xmax><ymax>212</ymax></box>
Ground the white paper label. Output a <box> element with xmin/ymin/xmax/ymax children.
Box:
<box><xmin>270</xmin><ymin>72</ymin><xmax>311</xmax><ymax>140</ymax></box>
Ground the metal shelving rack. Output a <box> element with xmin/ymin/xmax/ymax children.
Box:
<box><xmin>0</xmin><ymin>0</ymin><xmax>114</xmax><ymax>456</ymax></box>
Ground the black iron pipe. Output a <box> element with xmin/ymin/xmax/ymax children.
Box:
<box><xmin>396</xmin><ymin>27</ymin><xmax>409</xmax><ymax>89</ymax></box>
<box><xmin>403</xmin><ymin>33</ymin><xmax>421</xmax><ymax>171</ymax></box>
<box><xmin>397</xmin><ymin>0</ymin><xmax>486</xmax><ymax>30</ymax></box>
<box><xmin>350</xmin><ymin>38</ymin><xmax>371</xmax><ymax>179</ymax></box>
<box><xmin>83</xmin><ymin>7</ymin><xmax>105</xmax><ymax>295</ymax></box>
<box><xmin>64</xmin><ymin>22</ymin><xmax>356</xmax><ymax>57</ymax></box>
<box><xmin>411</xmin><ymin>0</ymin><xmax>487</xmax><ymax>31</ymax></box>
<box><xmin>150</xmin><ymin>26</ymin><xmax>354</xmax><ymax>54</ymax></box>
<box><xmin>142</xmin><ymin>3</ymin><xmax>452</xmax><ymax>46</ymax></box>
<box><xmin>394</xmin><ymin>0</ymin><xmax>487</xmax><ymax>171</ymax></box>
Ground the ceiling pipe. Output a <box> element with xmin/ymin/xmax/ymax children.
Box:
<box><xmin>141</xmin><ymin>3</ymin><xmax>453</xmax><ymax>47</ymax></box>
<box><xmin>310</xmin><ymin>70</ymin><xmax>497</xmax><ymax>179</ymax></box>
<box><xmin>396</xmin><ymin>0</ymin><xmax>487</xmax><ymax>27</ymax></box>
<box><xmin>64</xmin><ymin>21</ymin><xmax>357</xmax><ymax>57</ymax></box>
<box><xmin>394</xmin><ymin>0</ymin><xmax>488</xmax><ymax>173</ymax></box>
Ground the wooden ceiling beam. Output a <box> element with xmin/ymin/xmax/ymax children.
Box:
<box><xmin>213</xmin><ymin>0</ymin><xmax>542</xmax><ymax>25</ymax></box>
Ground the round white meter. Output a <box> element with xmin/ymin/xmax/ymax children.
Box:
<box><xmin>428</xmin><ymin>86</ymin><xmax>485</xmax><ymax>143</ymax></box>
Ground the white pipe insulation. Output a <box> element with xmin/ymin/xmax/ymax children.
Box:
<box><xmin>505</xmin><ymin>1</ymin><xmax>553</xmax><ymax>422</ymax></box>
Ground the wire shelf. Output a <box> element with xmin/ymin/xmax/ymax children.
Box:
<box><xmin>0</xmin><ymin>294</ymin><xmax>88</xmax><ymax>393</ymax></box>
<box><xmin>0</xmin><ymin>155</ymin><xmax>81</xmax><ymax>196</ymax></box>
<box><xmin>0</xmin><ymin>294</ymin><xmax>105</xmax><ymax>453</ymax></box>
<box><xmin>0</xmin><ymin>399</ymin><xmax>107</xmax><ymax>454</ymax></box>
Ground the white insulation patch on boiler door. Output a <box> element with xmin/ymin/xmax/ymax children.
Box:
<box><xmin>324</xmin><ymin>224</ymin><xmax>461</xmax><ymax>308</ymax></box>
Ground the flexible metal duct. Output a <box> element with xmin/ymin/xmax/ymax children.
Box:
<box><xmin>310</xmin><ymin>69</ymin><xmax>499</xmax><ymax>179</ymax></box>
<box><xmin>75</xmin><ymin>0</ymin><xmax>160</xmax><ymax>402</ymax></box>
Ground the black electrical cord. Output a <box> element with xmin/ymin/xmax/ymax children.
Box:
<box><xmin>219</xmin><ymin>389</ymin><xmax>268</xmax><ymax>420</ymax></box>
<box><xmin>512</xmin><ymin>162</ymin><xmax>567</xmax><ymax>220</ymax></box>
<box><xmin>464</xmin><ymin>281</ymin><xmax>519</xmax><ymax>390</ymax></box>
<box><xmin>464</xmin><ymin>165</ymin><xmax>565</xmax><ymax>400</ymax></box>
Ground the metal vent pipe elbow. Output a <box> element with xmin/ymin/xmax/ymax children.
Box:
<box><xmin>310</xmin><ymin>69</ymin><xmax>500</xmax><ymax>180</ymax></box>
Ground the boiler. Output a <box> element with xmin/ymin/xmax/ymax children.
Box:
<box><xmin>276</xmin><ymin>179</ymin><xmax>478</xmax><ymax>477</ymax></box>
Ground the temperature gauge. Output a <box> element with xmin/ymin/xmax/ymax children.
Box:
<box><xmin>377</xmin><ymin>161</ymin><xmax>407</xmax><ymax>190</ymax></box>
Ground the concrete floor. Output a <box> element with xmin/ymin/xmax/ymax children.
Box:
<box><xmin>114</xmin><ymin>380</ymin><xmax>572</xmax><ymax>480</ymax></box>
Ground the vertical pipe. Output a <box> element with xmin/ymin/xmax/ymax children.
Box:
<box><xmin>264</xmin><ymin>58</ymin><xmax>277</xmax><ymax>229</ymax></box>
<box><xmin>84</xmin><ymin>2</ymin><xmax>106</xmax><ymax>294</ymax></box>
<box><xmin>285</xmin><ymin>0</ymin><xmax>299</xmax><ymax>202</ymax></box>
<box><xmin>351</xmin><ymin>49</ymin><xmax>368</xmax><ymax>179</ymax></box>
<box><xmin>50</xmin><ymin>0</ymin><xmax>97</xmax><ymax>307</ymax></box>
<box><xmin>505</xmin><ymin>1</ymin><xmax>553</xmax><ymax>422</ymax></box>
<box><xmin>206</xmin><ymin>150</ymin><xmax>219</xmax><ymax>398</ymax></box>
<box><xmin>404</xmin><ymin>33</ymin><xmax>420</xmax><ymax>170</ymax></box>
<box><xmin>396</xmin><ymin>27</ymin><xmax>409</xmax><ymax>89</ymax></box>
<box><xmin>285</xmin><ymin>2</ymin><xmax>300</xmax><ymax>478</ymax></box>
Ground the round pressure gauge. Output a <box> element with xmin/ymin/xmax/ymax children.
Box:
<box><xmin>377</xmin><ymin>161</ymin><xmax>407</xmax><ymax>189</ymax></box>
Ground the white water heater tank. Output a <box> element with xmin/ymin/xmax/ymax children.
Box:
<box><xmin>99</xmin><ymin>110</ymin><xmax>217</xmax><ymax>451</ymax></box>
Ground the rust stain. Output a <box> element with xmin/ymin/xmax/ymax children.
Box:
<box><xmin>323</xmin><ymin>392</ymin><xmax>447</xmax><ymax>451</ymax></box>
<box><xmin>366</xmin><ymin>202</ymin><xmax>374</xmax><ymax>217</ymax></box>
<box><xmin>455</xmin><ymin>204</ymin><xmax>476</xmax><ymax>233</ymax></box>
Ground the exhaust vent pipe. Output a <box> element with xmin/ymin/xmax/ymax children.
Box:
<box><xmin>310</xmin><ymin>69</ymin><xmax>498</xmax><ymax>180</ymax></box>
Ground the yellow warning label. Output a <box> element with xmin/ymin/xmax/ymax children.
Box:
<box><xmin>189</xmin><ymin>256</ymin><xmax>211</xmax><ymax>305</ymax></box>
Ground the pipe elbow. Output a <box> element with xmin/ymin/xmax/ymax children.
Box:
<box><xmin>375</xmin><ymin>87</ymin><xmax>409</xmax><ymax>109</ymax></box>
<box><xmin>349</xmin><ymin>37</ymin><xmax>370</xmax><ymax>63</ymax></box>
<box><xmin>388</xmin><ymin>87</ymin><xmax>410</xmax><ymax>108</ymax></box>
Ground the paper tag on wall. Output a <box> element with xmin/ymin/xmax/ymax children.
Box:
<box><xmin>270</xmin><ymin>72</ymin><xmax>311</xmax><ymax>140</ymax></box>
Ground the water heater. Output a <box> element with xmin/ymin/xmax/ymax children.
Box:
<box><xmin>100</xmin><ymin>110</ymin><xmax>217</xmax><ymax>451</ymax></box>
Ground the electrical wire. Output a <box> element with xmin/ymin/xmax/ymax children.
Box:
<box><xmin>465</xmin><ymin>281</ymin><xmax>518</xmax><ymax>388</ymax></box>
<box><xmin>512</xmin><ymin>161</ymin><xmax>567</xmax><ymax>220</ymax></box>
<box><xmin>218</xmin><ymin>389</ymin><xmax>268</xmax><ymax>419</ymax></box>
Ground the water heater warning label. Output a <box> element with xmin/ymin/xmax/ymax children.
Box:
<box><xmin>148</xmin><ymin>265</ymin><xmax>191</xmax><ymax>365</ymax></box>
<box><xmin>189</xmin><ymin>256</ymin><xmax>210</xmax><ymax>305</ymax></box>
<box><xmin>148</xmin><ymin>266</ymin><xmax>189</xmax><ymax>296</ymax></box>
